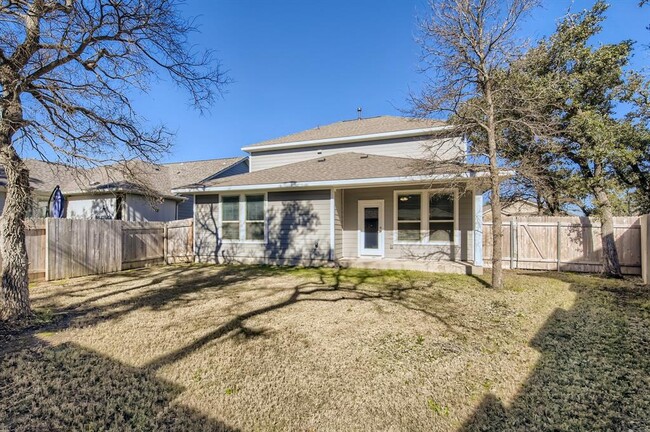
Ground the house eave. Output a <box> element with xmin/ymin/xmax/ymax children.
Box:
<box><xmin>241</xmin><ymin>125</ymin><xmax>455</xmax><ymax>153</ymax></box>
<box><xmin>64</xmin><ymin>189</ymin><xmax>185</xmax><ymax>201</ymax></box>
<box><xmin>173</xmin><ymin>170</ymin><xmax>513</xmax><ymax>194</ymax></box>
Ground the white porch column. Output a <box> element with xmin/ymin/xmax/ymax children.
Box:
<box><xmin>474</xmin><ymin>191</ymin><xmax>484</xmax><ymax>266</ymax></box>
<box><xmin>330</xmin><ymin>189</ymin><xmax>336</xmax><ymax>261</ymax></box>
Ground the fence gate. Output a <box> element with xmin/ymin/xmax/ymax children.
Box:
<box><xmin>483</xmin><ymin>216</ymin><xmax>642</xmax><ymax>275</ymax></box>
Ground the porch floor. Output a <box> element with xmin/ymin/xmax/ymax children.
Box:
<box><xmin>338</xmin><ymin>258</ymin><xmax>483</xmax><ymax>275</ymax></box>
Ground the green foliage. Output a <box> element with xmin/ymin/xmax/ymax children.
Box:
<box><xmin>511</xmin><ymin>1</ymin><xmax>650</xmax><ymax>215</ymax></box>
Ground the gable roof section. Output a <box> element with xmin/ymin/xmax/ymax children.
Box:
<box><xmin>174</xmin><ymin>152</ymin><xmax>483</xmax><ymax>193</ymax></box>
<box><xmin>243</xmin><ymin>116</ymin><xmax>448</xmax><ymax>151</ymax></box>
<box><xmin>163</xmin><ymin>157</ymin><xmax>247</xmax><ymax>189</ymax></box>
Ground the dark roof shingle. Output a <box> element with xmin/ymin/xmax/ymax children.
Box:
<box><xmin>187</xmin><ymin>153</ymin><xmax>448</xmax><ymax>190</ymax></box>
<box><xmin>244</xmin><ymin>116</ymin><xmax>446</xmax><ymax>149</ymax></box>
<box><xmin>1</xmin><ymin>157</ymin><xmax>246</xmax><ymax>197</ymax></box>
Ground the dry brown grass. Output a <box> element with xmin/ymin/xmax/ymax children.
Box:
<box><xmin>1</xmin><ymin>265</ymin><xmax>648</xmax><ymax>431</ymax></box>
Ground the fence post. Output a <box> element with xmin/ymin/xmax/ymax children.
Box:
<box><xmin>642</xmin><ymin>214</ymin><xmax>649</xmax><ymax>285</ymax></box>
<box><xmin>163</xmin><ymin>223</ymin><xmax>169</xmax><ymax>265</ymax></box>
<box><xmin>44</xmin><ymin>218</ymin><xmax>50</xmax><ymax>281</ymax></box>
<box><xmin>510</xmin><ymin>220</ymin><xmax>516</xmax><ymax>270</ymax></box>
<box><xmin>557</xmin><ymin>221</ymin><xmax>562</xmax><ymax>272</ymax></box>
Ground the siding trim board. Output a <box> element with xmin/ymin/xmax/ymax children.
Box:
<box><xmin>474</xmin><ymin>190</ymin><xmax>483</xmax><ymax>266</ymax></box>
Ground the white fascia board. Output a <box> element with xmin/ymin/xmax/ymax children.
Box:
<box><xmin>64</xmin><ymin>189</ymin><xmax>185</xmax><ymax>201</ymax></box>
<box><xmin>241</xmin><ymin>125</ymin><xmax>455</xmax><ymax>153</ymax></box>
<box><xmin>172</xmin><ymin>170</ymin><xmax>514</xmax><ymax>194</ymax></box>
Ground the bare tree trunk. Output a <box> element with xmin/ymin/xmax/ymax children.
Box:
<box><xmin>0</xmin><ymin>146</ymin><xmax>31</xmax><ymax>320</ymax></box>
<box><xmin>485</xmin><ymin>82</ymin><xmax>504</xmax><ymax>289</ymax></box>
<box><xmin>594</xmin><ymin>185</ymin><xmax>623</xmax><ymax>278</ymax></box>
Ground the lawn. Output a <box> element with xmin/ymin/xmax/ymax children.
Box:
<box><xmin>1</xmin><ymin>265</ymin><xmax>648</xmax><ymax>431</ymax></box>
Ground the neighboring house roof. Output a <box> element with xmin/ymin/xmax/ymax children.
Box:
<box><xmin>243</xmin><ymin>116</ymin><xmax>448</xmax><ymax>151</ymax></box>
<box><xmin>163</xmin><ymin>157</ymin><xmax>247</xmax><ymax>188</ymax></box>
<box><xmin>175</xmin><ymin>152</ymin><xmax>487</xmax><ymax>193</ymax></box>
<box><xmin>483</xmin><ymin>200</ymin><xmax>542</xmax><ymax>217</ymax></box>
<box><xmin>1</xmin><ymin>157</ymin><xmax>247</xmax><ymax>199</ymax></box>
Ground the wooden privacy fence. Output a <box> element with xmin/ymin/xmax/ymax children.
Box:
<box><xmin>483</xmin><ymin>216</ymin><xmax>644</xmax><ymax>275</ymax></box>
<box><xmin>16</xmin><ymin>218</ymin><xmax>194</xmax><ymax>281</ymax></box>
<box><xmin>1</xmin><ymin>219</ymin><xmax>49</xmax><ymax>282</ymax></box>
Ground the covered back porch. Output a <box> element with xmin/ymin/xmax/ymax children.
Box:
<box><xmin>332</xmin><ymin>184</ymin><xmax>484</xmax><ymax>275</ymax></box>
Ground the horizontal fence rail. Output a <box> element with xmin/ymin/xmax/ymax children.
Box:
<box><xmin>3</xmin><ymin>214</ymin><xmax>648</xmax><ymax>283</ymax></box>
<box><xmin>11</xmin><ymin>218</ymin><xmax>194</xmax><ymax>282</ymax></box>
<box><xmin>483</xmin><ymin>216</ymin><xmax>643</xmax><ymax>275</ymax></box>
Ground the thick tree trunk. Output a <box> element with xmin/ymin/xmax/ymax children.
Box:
<box><xmin>485</xmin><ymin>82</ymin><xmax>503</xmax><ymax>289</ymax></box>
<box><xmin>0</xmin><ymin>56</ymin><xmax>33</xmax><ymax>320</ymax></box>
<box><xmin>0</xmin><ymin>146</ymin><xmax>32</xmax><ymax>321</ymax></box>
<box><xmin>594</xmin><ymin>186</ymin><xmax>623</xmax><ymax>279</ymax></box>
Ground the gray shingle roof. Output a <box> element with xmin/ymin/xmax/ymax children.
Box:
<box><xmin>184</xmin><ymin>153</ymin><xmax>455</xmax><ymax>190</ymax></box>
<box><xmin>244</xmin><ymin>116</ymin><xmax>447</xmax><ymax>149</ymax></box>
<box><xmin>1</xmin><ymin>157</ymin><xmax>246</xmax><ymax>198</ymax></box>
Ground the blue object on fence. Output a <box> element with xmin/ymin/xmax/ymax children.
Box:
<box><xmin>48</xmin><ymin>186</ymin><xmax>65</xmax><ymax>218</ymax></box>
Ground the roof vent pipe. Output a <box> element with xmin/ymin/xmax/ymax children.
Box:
<box><xmin>357</xmin><ymin>107</ymin><xmax>362</xmax><ymax>120</ymax></box>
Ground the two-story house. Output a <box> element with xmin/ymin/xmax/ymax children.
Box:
<box><xmin>174</xmin><ymin>116</ymin><xmax>486</xmax><ymax>274</ymax></box>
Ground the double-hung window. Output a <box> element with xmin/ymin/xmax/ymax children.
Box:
<box><xmin>428</xmin><ymin>193</ymin><xmax>454</xmax><ymax>243</ymax></box>
<box><xmin>395</xmin><ymin>190</ymin><xmax>455</xmax><ymax>244</ymax></box>
<box><xmin>221</xmin><ymin>196</ymin><xmax>240</xmax><ymax>240</ymax></box>
<box><xmin>221</xmin><ymin>194</ymin><xmax>266</xmax><ymax>242</ymax></box>
<box><xmin>245</xmin><ymin>195</ymin><xmax>265</xmax><ymax>241</ymax></box>
<box><xmin>397</xmin><ymin>194</ymin><xmax>422</xmax><ymax>242</ymax></box>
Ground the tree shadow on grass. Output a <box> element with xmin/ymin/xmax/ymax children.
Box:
<box><xmin>30</xmin><ymin>263</ymin><xmax>469</xmax><ymax>373</ymax></box>
<box><xmin>0</xmin><ymin>338</ymin><xmax>238</xmax><ymax>431</ymax></box>
<box><xmin>143</xmin><ymin>266</ymin><xmax>472</xmax><ymax>370</ymax></box>
<box><xmin>460</xmin><ymin>272</ymin><xmax>650</xmax><ymax>431</ymax></box>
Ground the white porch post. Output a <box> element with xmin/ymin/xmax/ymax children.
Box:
<box><xmin>330</xmin><ymin>189</ymin><xmax>336</xmax><ymax>261</ymax></box>
<box><xmin>474</xmin><ymin>191</ymin><xmax>484</xmax><ymax>266</ymax></box>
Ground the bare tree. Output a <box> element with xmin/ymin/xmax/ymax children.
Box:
<box><xmin>412</xmin><ymin>0</ymin><xmax>553</xmax><ymax>288</ymax></box>
<box><xmin>0</xmin><ymin>0</ymin><xmax>227</xmax><ymax>321</ymax></box>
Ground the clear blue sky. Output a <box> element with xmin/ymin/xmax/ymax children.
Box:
<box><xmin>133</xmin><ymin>0</ymin><xmax>649</xmax><ymax>163</ymax></box>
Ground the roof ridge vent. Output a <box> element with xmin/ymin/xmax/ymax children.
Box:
<box><xmin>317</xmin><ymin>157</ymin><xmax>326</xmax><ymax>162</ymax></box>
<box><xmin>360</xmin><ymin>154</ymin><xmax>369</xmax><ymax>159</ymax></box>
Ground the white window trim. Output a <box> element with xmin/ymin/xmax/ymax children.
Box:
<box><xmin>393</xmin><ymin>188</ymin><xmax>459</xmax><ymax>246</ymax></box>
<box><xmin>219</xmin><ymin>192</ymin><xmax>268</xmax><ymax>244</ymax></box>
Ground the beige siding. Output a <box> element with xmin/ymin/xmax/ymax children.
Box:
<box><xmin>66</xmin><ymin>195</ymin><xmax>117</xmax><ymax>219</ymax></box>
<box><xmin>123</xmin><ymin>194</ymin><xmax>177</xmax><ymax>222</ymax></box>
<box><xmin>194</xmin><ymin>190</ymin><xmax>332</xmax><ymax>265</ymax></box>
<box><xmin>334</xmin><ymin>189</ymin><xmax>343</xmax><ymax>259</ymax></box>
<box><xmin>177</xmin><ymin>194</ymin><xmax>194</xmax><ymax>220</ymax></box>
<box><xmin>194</xmin><ymin>195</ymin><xmax>221</xmax><ymax>262</ymax></box>
<box><xmin>249</xmin><ymin>136</ymin><xmax>464</xmax><ymax>171</ymax></box>
<box><xmin>341</xmin><ymin>185</ymin><xmax>474</xmax><ymax>262</ymax></box>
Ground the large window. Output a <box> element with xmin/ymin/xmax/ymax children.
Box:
<box><xmin>429</xmin><ymin>193</ymin><xmax>454</xmax><ymax>242</ymax></box>
<box><xmin>221</xmin><ymin>194</ymin><xmax>265</xmax><ymax>242</ymax></box>
<box><xmin>395</xmin><ymin>190</ymin><xmax>455</xmax><ymax>244</ymax></box>
<box><xmin>221</xmin><ymin>196</ymin><xmax>240</xmax><ymax>240</ymax></box>
<box><xmin>397</xmin><ymin>194</ymin><xmax>421</xmax><ymax>241</ymax></box>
